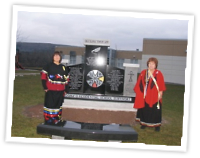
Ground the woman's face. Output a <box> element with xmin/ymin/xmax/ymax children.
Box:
<box><xmin>148</xmin><ymin>61</ymin><xmax>156</xmax><ymax>70</ymax></box>
<box><xmin>53</xmin><ymin>54</ymin><xmax>60</xmax><ymax>63</ymax></box>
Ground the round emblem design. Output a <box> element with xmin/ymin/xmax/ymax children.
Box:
<box><xmin>86</xmin><ymin>70</ymin><xmax>104</xmax><ymax>88</ymax></box>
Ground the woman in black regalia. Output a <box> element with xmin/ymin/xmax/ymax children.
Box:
<box><xmin>41</xmin><ymin>51</ymin><xmax>69</xmax><ymax>126</ymax></box>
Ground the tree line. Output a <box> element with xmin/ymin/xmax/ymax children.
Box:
<box><xmin>18</xmin><ymin>51</ymin><xmax>54</xmax><ymax>68</ymax></box>
<box><xmin>16</xmin><ymin>42</ymin><xmax>62</xmax><ymax>68</ymax></box>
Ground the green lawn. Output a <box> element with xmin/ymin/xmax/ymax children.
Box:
<box><xmin>11</xmin><ymin>74</ymin><xmax>184</xmax><ymax>145</ymax></box>
<box><xmin>12</xmin><ymin>75</ymin><xmax>50</xmax><ymax>138</ymax></box>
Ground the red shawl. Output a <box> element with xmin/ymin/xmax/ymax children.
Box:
<box><xmin>133</xmin><ymin>69</ymin><xmax>166</xmax><ymax>108</ymax></box>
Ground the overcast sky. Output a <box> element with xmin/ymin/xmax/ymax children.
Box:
<box><xmin>17</xmin><ymin>10</ymin><xmax>188</xmax><ymax>51</ymax></box>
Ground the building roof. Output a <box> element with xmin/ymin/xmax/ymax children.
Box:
<box><xmin>143</xmin><ymin>38</ymin><xmax>187</xmax><ymax>41</ymax></box>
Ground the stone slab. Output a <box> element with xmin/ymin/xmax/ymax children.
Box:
<box><xmin>37</xmin><ymin>121</ymin><xmax>138</xmax><ymax>142</ymax></box>
<box><xmin>63</xmin><ymin>99</ymin><xmax>136</xmax><ymax>111</ymax></box>
<box><xmin>123</xmin><ymin>66</ymin><xmax>138</xmax><ymax>97</ymax></box>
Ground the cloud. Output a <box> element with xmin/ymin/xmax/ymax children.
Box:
<box><xmin>17</xmin><ymin>11</ymin><xmax>188</xmax><ymax>50</ymax></box>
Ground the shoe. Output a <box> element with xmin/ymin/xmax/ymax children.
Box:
<box><xmin>140</xmin><ymin>125</ymin><xmax>146</xmax><ymax>129</ymax></box>
<box><xmin>44</xmin><ymin>121</ymin><xmax>53</xmax><ymax>125</ymax></box>
<box><xmin>155</xmin><ymin>126</ymin><xmax>160</xmax><ymax>132</ymax></box>
<box><xmin>55</xmin><ymin>120</ymin><xmax>66</xmax><ymax>127</ymax></box>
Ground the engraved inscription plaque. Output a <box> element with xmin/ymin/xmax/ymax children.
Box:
<box><xmin>105</xmin><ymin>65</ymin><xmax>124</xmax><ymax>95</ymax></box>
<box><xmin>67</xmin><ymin>64</ymin><xmax>84</xmax><ymax>93</ymax></box>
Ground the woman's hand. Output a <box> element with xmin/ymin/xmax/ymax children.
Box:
<box><xmin>44</xmin><ymin>89</ymin><xmax>48</xmax><ymax>92</ymax></box>
<box><xmin>158</xmin><ymin>91</ymin><xmax>163</xmax><ymax>100</ymax></box>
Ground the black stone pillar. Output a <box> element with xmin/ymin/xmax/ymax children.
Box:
<box><xmin>83</xmin><ymin>40</ymin><xmax>110</xmax><ymax>95</ymax></box>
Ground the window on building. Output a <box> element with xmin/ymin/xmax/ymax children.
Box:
<box><xmin>111</xmin><ymin>58</ymin><xmax>115</xmax><ymax>66</ymax></box>
<box><xmin>82</xmin><ymin>55</ymin><xmax>85</xmax><ymax>63</ymax></box>
<box><xmin>107</xmin><ymin>58</ymin><xmax>109</xmax><ymax>65</ymax></box>
<box><xmin>70</xmin><ymin>51</ymin><xmax>76</xmax><ymax>65</ymax></box>
<box><xmin>62</xmin><ymin>55</ymin><xmax>67</xmax><ymax>59</ymax></box>
<box><xmin>107</xmin><ymin>50</ymin><xmax>110</xmax><ymax>58</ymax></box>
<box><xmin>108</xmin><ymin>49</ymin><xmax>116</xmax><ymax>66</ymax></box>
<box><xmin>130</xmin><ymin>58</ymin><xmax>138</xmax><ymax>64</ymax></box>
<box><xmin>117</xmin><ymin>59</ymin><xmax>124</xmax><ymax>68</ymax></box>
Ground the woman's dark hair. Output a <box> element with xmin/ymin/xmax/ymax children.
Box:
<box><xmin>52</xmin><ymin>51</ymin><xmax>62</xmax><ymax>63</ymax></box>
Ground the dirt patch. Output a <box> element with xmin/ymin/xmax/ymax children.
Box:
<box><xmin>23</xmin><ymin>104</ymin><xmax>43</xmax><ymax>118</ymax></box>
<box><xmin>162</xmin><ymin>118</ymin><xmax>169</xmax><ymax>124</ymax></box>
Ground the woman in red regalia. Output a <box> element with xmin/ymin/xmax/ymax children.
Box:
<box><xmin>41</xmin><ymin>51</ymin><xmax>69</xmax><ymax>126</ymax></box>
<box><xmin>133</xmin><ymin>57</ymin><xmax>166</xmax><ymax>131</ymax></box>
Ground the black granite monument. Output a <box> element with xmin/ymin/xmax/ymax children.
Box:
<box><xmin>83</xmin><ymin>45</ymin><xmax>108</xmax><ymax>94</ymax></box>
<box><xmin>65</xmin><ymin>39</ymin><xmax>133</xmax><ymax>102</ymax></box>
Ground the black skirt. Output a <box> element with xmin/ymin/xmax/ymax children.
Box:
<box><xmin>136</xmin><ymin>101</ymin><xmax>162</xmax><ymax>127</ymax></box>
<box><xmin>44</xmin><ymin>90</ymin><xmax>64</xmax><ymax>108</ymax></box>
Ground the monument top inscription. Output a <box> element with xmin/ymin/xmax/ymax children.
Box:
<box><xmin>84</xmin><ymin>39</ymin><xmax>110</xmax><ymax>46</ymax></box>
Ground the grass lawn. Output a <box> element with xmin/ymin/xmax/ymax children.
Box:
<box><xmin>12</xmin><ymin>74</ymin><xmax>50</xmax><ymax>138</ymax></box>
<box><xmin>11</xmin><ymin>74</ymin><xmax>185</xmax><ymax>145</ymax></box>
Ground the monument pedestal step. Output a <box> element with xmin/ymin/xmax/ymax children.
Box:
<box><xmin>63</xmin><ymin>99</ymin><xmax>136</xmax><ymax>111</ymax></box>
<box><xmin>37</xmin><ymin>121</ymin><xmax>138</xmax><ymax>142</ymax></box>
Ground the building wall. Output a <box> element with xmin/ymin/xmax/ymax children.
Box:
<box><xmin>76</xmin><ymin>55</ymin><xmax>83</xmax><ymax>64</ymax></box>
<box><xmin>55</xmin><ymin>38</ymin><xmax>187</xmax><ymax>84</ymax></box>
<box><xmin>116</xmin><ymin>50</ymin><xmax>142</xmax><ymax>71</ymax></box>
<box><xmin>116</xmin><ymin>50</ymin><xmax>142</xmax><ymax>59</ymax></box>
<box><xmin>55</xmin><ymin>46</ymin><xmax>84</xmax><ymax>65</ymax></box>
<box><xmin>143</xmin><ymin>38</ymin><xmax>187</xmax><ymax>56</ymax></box>
<box><xmin>142</xmin><ymin>39</ymin><xmax>187</xmax><ymax>85</ymax></box>
<box><xmin>55</xmin><ymin>46</ymin><xmax>85</xmax><ymax>56</ymax></box>
<box><xmin>141</xmin><ymin>55</ymin><xmax>186</xmax><ymax>84</ymax></box>
<box><xmin>137</xmin><ymin>59</ymin><xmax>142</xmax><ymax>72</ymax></box>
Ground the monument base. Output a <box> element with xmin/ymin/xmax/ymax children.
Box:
<box><xmin>62</xmin><ymin>99</ymin><xmax>137</xmax><ymax>125</ymax></box>
<box><xmin>37</xmin><ymin>121</ymin><xmax>138</xmax><ymax>142</ymax></box>
<box><xmin>62</xmin><ymin>108</ymin><xmax>137</xmax><ymax>125</ymax></box>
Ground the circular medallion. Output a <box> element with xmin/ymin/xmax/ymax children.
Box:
<box><xmin>86</xmin><ymin>70</ymin><xmax>104</xmax><ymax>88</ymax></box>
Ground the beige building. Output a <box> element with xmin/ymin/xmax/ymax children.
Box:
<box><xmin>55</xmin><ymin>38</ymin><xmax>187</xmax><ymax>85</ymax></box>
<box><xmin>141</xmin><ymin>38</ymin><xmax>187</xmax><ymax>84</ymax></box>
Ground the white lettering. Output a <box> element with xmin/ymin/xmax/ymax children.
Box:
<box><xmin>66</xmin><ymin>94</ymin><xmax>132</xmax><ymax>102</ymax></box>
<box><xmin>84</xmin><ymin>39</ymin><xmax>110</xmax><ymax>46</ymax></box>
<box><xmin>86</xmin><ymin>57</ymin><xmax>96</xmax><ymax>66</ymax></box>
